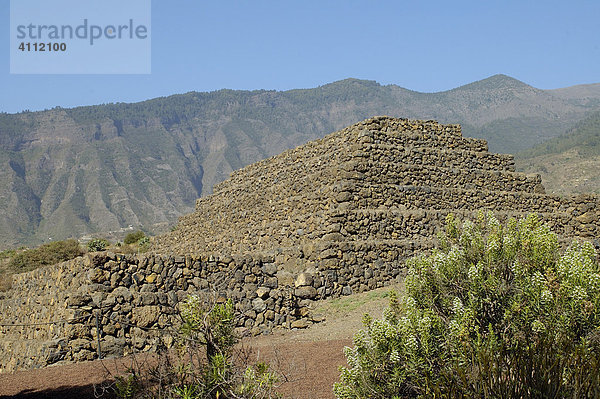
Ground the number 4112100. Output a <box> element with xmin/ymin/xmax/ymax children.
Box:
<box><xmin>18</xmin><ymin>42</ymin><xmax>67</xmax><ymax>52</ymax></box>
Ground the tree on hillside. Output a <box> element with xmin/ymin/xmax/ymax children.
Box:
<box><xmin>334</xmin><ymin>213</ymin><xmax>600</xmax><ymax>398</ymax></box>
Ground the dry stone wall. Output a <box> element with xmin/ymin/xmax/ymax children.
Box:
<box><xmin>3</xmin><ymin>116</ymin><xmax>600</xmax><ymax>372</ymax></box>
<box><xmin>1</xmin><ymin>249</ymin><xmax>399</xmax><ymax>372</ymax></box>
<box><xmin>0</xmin><ymin>257</ymin><xmax>90</xmax><ymax>372</ymax></box>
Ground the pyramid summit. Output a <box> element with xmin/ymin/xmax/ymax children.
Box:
<box><xmin>154</xmin><ymin>116</ymin><xmax>599</xmax><ymax>274</ymax></box>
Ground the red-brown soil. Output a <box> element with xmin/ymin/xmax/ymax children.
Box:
<box><xmin>0</xmin><ymin>338</ymin><xmax>350</xmax><ymax>399</ymax></box>
<box><xmin>0</xmin><ymin>284</ymin><xmax>399</xmax><ymax>398</ymax></box>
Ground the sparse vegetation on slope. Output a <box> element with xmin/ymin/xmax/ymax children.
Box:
<box><xmin>519</xmin><ymin>110</ymin><xmax>600</xmax><ymax>158</ymax></box>
<box><xmin>0</xmin><ymin>239</ymin><xmax>84</xmax><ymax>291</ymax></box>
<box><xmin>7</xmin><ymin>239</ymin><xmax>83</xmax><ymax>273</ymax></box>
<box><xmin>516</xmin><ymin>111</ymin><xmax>600</xmax><ymax>194</ymax></box>
<box><xmin>0</xmin><ymin>232</ymin><xmax>155</xmax><ymax>292</ymax></box>
<box><xmin>334</xmin><ymin>213</ymin><xmax>600</xmax><ymax>398</ymax></box>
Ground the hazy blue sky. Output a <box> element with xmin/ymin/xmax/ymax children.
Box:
<box><xmin>1</xmin><ymin>0</ymin><xmax>599</xmax><ymax>113</ymax></box>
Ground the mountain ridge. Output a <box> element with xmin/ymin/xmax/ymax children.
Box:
<box><xmin>1</xmin><ymin>74</ymin><xmax>600</xmax><ymax>248</ymax></box>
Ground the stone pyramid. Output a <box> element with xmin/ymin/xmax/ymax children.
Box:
<box><xmin>2</xmin><ymin>116</ymin><xmax>600</xmax><ymax>373</ymax></box>
<box><xmin>154</xmin><ymin>116</ymin><xmax>600</xmax><ymax>279</ymax></box>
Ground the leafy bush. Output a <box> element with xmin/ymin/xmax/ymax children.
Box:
<box><xmin>8</xmin><ymin>239</ymin><xmax>84</xmax><ymax>272</ymax></box>
<box><xmin>112</xmin><ymin>295</ymin><xmax>281</xmax><ymax>399</ymax></box>
<box><xmin>137</xmin><ymin>236</ymin><xmax>150</xmax><ymax>253</ymax></box>
<box><xmin>114</xmin><ymin>371</ymin><xmax>140</xmax><ymax>399</ymax></box>
<box><xmin>124</xmin><ymin>230</ymin><xmax>146</xmax><ymax>245</ymax></box>
<box><xmin>87</xmin><ymin>238</ymin><xmax>109</xmax><ymax>252</ymax></box>
<box><xmin>176</xmin><ymin>295</ymin><xmax>281</xmax><ymax>398</ymax></box>
<box><xmin>334</xmin><ymin>213</ymin><xmax>600</xmax><ymax>398</ymax></box>
<box><xmin>0</xmin><ymin>249</ymin><xmax>16</xmax><ymax>260</ymax></box>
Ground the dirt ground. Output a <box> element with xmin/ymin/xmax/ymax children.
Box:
<box><xmin>0</xmin><ymin>284</ymin><xmax>400</xmax><ymax>399</ymax></box>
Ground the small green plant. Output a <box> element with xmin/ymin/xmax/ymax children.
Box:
<box><xmin>124</xmin><ymin>230</ymin><xmax>146</xmax><ymax>245</ymax></box>
<box><xmin>178</xmin><ymin>295</ymin><xmax>238</xmax><ymax>398</ymax></box>
<box><xmin>238</xmin><ymin>362</ymin><xmax>281</xmax><ymax>398</ymax></box>
<box><xmin>0</xmin><ymin>249</ymin><xmax>16</xmax><ymax>260</ymax></box>
<box><xmin>87</xmin><ymin>238</ymin><xmax>109</xmax><ymax>252</ymax></box>
<box><xmin>334</xmin><ymin>212</ymin><xmax>600</xmax><ymax>398</ymax></box>
<box><xmin>172</xmin><ymin>384</ymin><xmax>199</xmax><ymax>399</ymax></box>
<box><xmin>114</xmin><ymin>371</ymin><xmax>140</xmax><ymax>399</ymax></box>
<box><xmin>108</xmin><ymin>295</ymin><xmax>281</xmax><ymax>399</ymax></box>
<box><xmin>137</xmin><ymin>236</ymin><xmax>150</xmax><ymax>252</ymax></box>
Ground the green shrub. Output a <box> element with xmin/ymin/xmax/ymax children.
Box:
<box><xmin>114</xmin><ymin>371</ymin><xmax>140</xmax><ymax>399</ymax></box>
<box><xmin>124</xmin><ymin>231</ymin><xmax>146</xmax><ymax>245</ymax></box>
<box><xmin>112</xmin><ymin>295</ymin><xmax>281</xmax><ymax>399</ymax></box>
<box><xmin>177</xmin><ymin>295</ymin><xmax>280</xmax><ymax>398</ymax></box>
<box><xmin>0</xmin><ymin>249</ymin><xmax>16</xmax><ymax>260</ymax></box>
<box><xmin>8</xmin><ymin>239</ymin><xmax>84</xmax><ymax>272</ymax></box>
<box><xmin>87</xmin><ymin>238</ymin><xmax>109</xmax><ymax>252</ymax></box>
<box><xmin>334</xmin><ymin>213</ymin><xmax>600</xmax><ymax>398</ymax></box>
<box><xmin>137</xmin><ymin>236</ymin><xmax>150</xmax><ymax>252</ymax></box>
